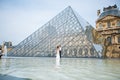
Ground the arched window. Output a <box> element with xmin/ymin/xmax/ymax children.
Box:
<box><xmin>117</xmin><ymin>20</ymin><xmax>120</xmax><ymax>27</ymax></box>
<box><xmin>107</xmin><ymin>37</ymin><xmax>112</xmax><ymax>44</ymax></box>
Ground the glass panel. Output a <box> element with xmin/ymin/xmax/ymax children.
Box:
<box><xmin>8</xmin><ymin>6</ymin><xmax>98</xmax><ymax>58</ymax></box>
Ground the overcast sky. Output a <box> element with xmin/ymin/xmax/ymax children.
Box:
<box><xmin>0</xmin><ymin>0</ymin><xmax>120</xmax><ymax>45</ymax></box>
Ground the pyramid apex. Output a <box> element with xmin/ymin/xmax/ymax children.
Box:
<box><xmin>67</xmin><ymin>6</ymin><xmax>72</xmax><ymax>9</ymax></box>
<box><xmin>68</xmin><ymin>6</ymin><xmax>71</xmax><ymax>8</ymax></box>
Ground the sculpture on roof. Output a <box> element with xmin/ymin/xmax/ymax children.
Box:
<box><xmin>103</xmin><ymin>4</ymin><xmax>117</xmax><ymax>11</ymax></box>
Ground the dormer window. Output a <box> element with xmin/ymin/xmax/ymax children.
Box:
<box><xmin>107</xmin><ymin>21</ymin><xmax>111</xmax><ymax>28</ymax></box>
<box><xmin>117</xmin><ymin>20</ymin><xmax>120</xmax><ymax>27</ymax></box>
<box><xmin>99</xmin><ymin>23</ymin><xmax>103</xmax><ymax>29</ymax></box>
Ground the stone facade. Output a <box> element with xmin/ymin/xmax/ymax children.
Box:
<box><xmin>96</xmin><ymin>5</ymin><xmax>120</xmax><ymax>58</ymax></box>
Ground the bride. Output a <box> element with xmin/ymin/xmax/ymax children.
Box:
<box><xmin>56</xmin><ymin>46</ymin><xmax>60</xmax><ymax>67</ymax></box>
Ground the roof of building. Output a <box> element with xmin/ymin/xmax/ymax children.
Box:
<box><xmin>97</xmin><ymin>5</ymin><xmax>120</xmax><ymax>21</ymax></box>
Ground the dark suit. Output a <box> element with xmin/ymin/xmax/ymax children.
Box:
<box><xmin>59</xmin><ymin>50</ymin><xmax>61</xmax><ymax>58</ymax></box>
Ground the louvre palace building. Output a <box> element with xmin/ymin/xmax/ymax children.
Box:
<box><xmin>96</xmin><ymin>5</ymin><xmax>120</xmax><ymax>58</ymax></box>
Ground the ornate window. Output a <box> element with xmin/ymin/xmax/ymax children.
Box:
<box><xmin>107</xmin><ymin>21</ymin><xmax>111</xmax><ymax>28</ymax></box>
<box><xmin>118</xmin><ymin>37</ymin><xmax>120</xmax><ymax>43</ymax></box>
<box><xmin>117</xmin><ymin>20</ymin><xmax>120</xmax><ymax>27</ymax></box>
<box><xmin>107</xmin><ymin>37</ymin><xmax>112</xmax><ymax>44</ymax></box>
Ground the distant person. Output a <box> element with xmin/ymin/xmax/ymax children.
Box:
<box><xmin>0</xmin><ymin>49</ymin><xmax>2</xmax><ymax>59</ymax></box>
<box><xmin>59</xmin><ymin>45</ymin><xmax>62</xmax><ymax>58</ymax></box>
<box><xmin>56</xmin><ymin>46</ymin><xmax>60</xmax><ymax>60</ymax></box>
<box><xmin>56</xmin><ymin>46</ymin><xmax>60</xmax><ymax>67</ymax></box>
<box><xmin>4</xmin><ymin>45</ymin><xmax>7</xmax><ymax>57</ymax></box>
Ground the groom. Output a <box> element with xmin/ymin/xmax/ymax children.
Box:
<box><xmin>59</xmin><ymin>45</ymin><xmax>62</xmax><ymax>58</ymax></box>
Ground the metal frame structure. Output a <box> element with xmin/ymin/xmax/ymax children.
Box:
<box><xmin>8</xmin><ymin>6</ymin><xmax>98</xmax><ymax>57</ymax></box>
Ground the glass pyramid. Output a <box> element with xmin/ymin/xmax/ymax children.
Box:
<box><xmin>8</xmin><ymin>6</ymin><xmax>98</xmax><ymax>57</ymax></box>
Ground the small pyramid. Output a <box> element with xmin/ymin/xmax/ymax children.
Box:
<box><xmin>8</xmin><ymin>6</ymin><xmax>98</xmax><ymax>57</ymax></box>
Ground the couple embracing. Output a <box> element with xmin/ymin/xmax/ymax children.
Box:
<box><xmin>56</xmin><ymin>45</ymin><xmax>61</xmax><ymax>60</ymax></box>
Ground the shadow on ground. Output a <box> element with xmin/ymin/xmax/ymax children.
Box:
<box><xmin>0</xmin><ymin>74</ymin><xmax>32</xmax><ymax>80</ymax></box>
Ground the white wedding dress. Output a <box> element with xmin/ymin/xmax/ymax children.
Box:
<box><xmin>56</xmin><ymin>49</ymin><xmax>60</xmax><ymax>67</ymax></box>
<box><xmin>56</xmin><ymin>49</ymin><xmax>60</xmax><ymax>59</ymax></box>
